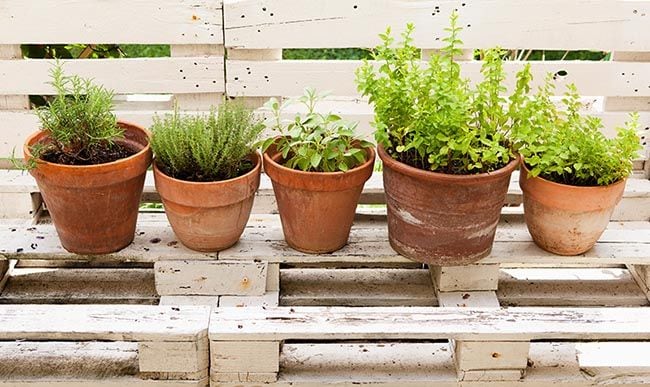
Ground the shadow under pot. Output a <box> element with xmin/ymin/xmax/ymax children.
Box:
<box><xmin>519</xmin><ymin>163</ymin><xmax>625</xmax><ymax>256</ymax></box>
<box><xmin>24</xmin><ymin>121</ymin><xmax>152</xmax><ymax>254</ymax></box>
<box><xmin>153</xmin><ymin>152</ymin><xmax>261</xmax><ymax>252</ymax></box>
<box><xmin>263</xmin><ymin>143</ymin><xmax>376</xmax><ymax>254</ymax></box>
<box><xmin>378</xmin><ymin>145</ymin><xmax>519</xmax><ymax>266</ymax></box>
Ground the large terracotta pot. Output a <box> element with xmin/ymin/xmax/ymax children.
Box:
<box><xmin>24</xmin><ymin>122</ymin><xmax>152</xmax><ymax>254</ymax></box>
<box><xmin>519</xmin><ymin>163</ymin><xmax>625</xmax><ymax>255</ymax></box>
<box><xmin>154</xmin><ymin>152</ymin><xmax>261</xmax><ymax>252</ymax></box>
<box><xmin>378</xmin><ymin>145</ymin><xmax>518</xmax><ymax>265</ymax></box>
<box><xmin>263</xmin><ymin>144</ymin><xmax>375</xmax><ymax>254</ymax></box>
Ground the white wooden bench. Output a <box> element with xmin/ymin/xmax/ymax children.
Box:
<box><xmin>0</xmin><ymin>304</ymin><xmax>210</xmax><ymax>386</ymax></box>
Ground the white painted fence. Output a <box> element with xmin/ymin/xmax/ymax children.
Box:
<box><xmin>0</xmin><ymin>0</ymin><xmax>648</xmax><ymax>175</ymax></box>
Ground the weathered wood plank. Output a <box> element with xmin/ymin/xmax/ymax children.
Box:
<box><xmin>2</xmin><ymin>214</ymin><xmax>649</xmax><ymax>266</ymax></box>
<box><xmin>154</xmin><ymin>261</ymin><xmax>267</xmax><ymax>296</ymax></box>
<box><xmin>227</xmin><ymin>60</ymin><xmax>650</xmax><ymax>97</ymax></box>
<box><xmin>499</xmin><ymin>268</ymin><xmax>649</xmax><ymax>307</ymax></box>
<box><xmin>0</xmin><ymin>268</ymin><xmax>158</xmax><ymax>304</ymax></box>
<box><xmin>0</xmin><ymin>58</ymin><xmax>225</xmax><ymax>95</ymax></box>
<box><xmin>431</xmin><ymin>265</ymin><xmax>500</xmax><ymax>292</ymax></box>
<box><xmin>210</xmin><ymin>341</ymin><xmax>279</xmax><ymax>376</ymax></box>
<box><xmin>171</xmin><ymin>44</ymin><xmax>225</xmax><ymax>110</ymax></box>
<box><xmin>139</xmin><ymin>340</ymin><xmax>209</xmax><ymax>374</ymax></box>
<box><xmin>210</xmin><ymin>306</ymin><xmax>650</xmax><ymax>341</ymax></box>
<box><xmin>281</xmin><ymin>268</ymin><xmax>436</xmax><ymax>307</ymax></box>
<box><xmin>219</xmin><ymin>292</ymin><xmax>280</xmax><ymax>308</ymax></box>
<box><xmin>0</xmin><ymin>0</ymin><xmax>222</xmax><ymax>44</ymax></box>
<box><xmin>0</xmin><ymin>305</ymin><xmax>209</xmax><ymax>342</ymax></box>
<box><xmin>224</xmin><ymin>0</ymin><xmax>650</xmax><ymax>51</ymax></box>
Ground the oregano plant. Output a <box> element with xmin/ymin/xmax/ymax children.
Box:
<box><xmin>356</xmin><ymin>12</ymin><xmax>530</xmax><ymax>174</ymax></box>
<box><xmin>260</xmin><ymin>88</ymin><xmax>372</xmax><ymax>172</ymax></box>
<box><xmin>511</xmin><ymin>66</ymin><xmax>642</xmax><ymax>186</ymax></box>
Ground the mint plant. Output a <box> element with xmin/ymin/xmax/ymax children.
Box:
<box><xmin>151</xmin><ymin>100</ymin><xmax>264</xmax><ymax>182</ymax></box>
<box><xmin>511</xmin><ymin>67</ymin><xmax>642</xmax><ymax>186</ymax></box>
<box><xmin>356</xmin><ymin>12</ymin><xmax>530</xmax><ymax>174</ymax></box>
<box><xmin>261</xmin><ymin>88</ymin><xmax>372</xmax><ymax>172</ymax></box>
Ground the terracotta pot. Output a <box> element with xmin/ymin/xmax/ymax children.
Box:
<box><xmin>24</xmin><ymin>122</ymin><xmax>152</xmax><ymax>254</ymax></box>
<box><xmin>519</xmin><ymin>163</ymin><xmax>625</xmax><ymax>255</ymax></box>
<box><xmin>378</xmin><ymin>145</ymin><xmax>519</xmax><ymax>265</ymax></box>
<box><xmin>154</xmin><ymin>152</ymin><xmax>261</xmax><ymax>252</ymax></box>
<box><xmin>263</xmin><ymin>144</ymin><xmax>375</xmax><ymax>254</ymax></box>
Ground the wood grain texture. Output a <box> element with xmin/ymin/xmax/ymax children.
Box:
<box><xmin>154</xmin><ymin>261</ymin><xmax>267</xmax><ymax>296</ymax></box>
<box><xmin>224</xmin><ymin>0</ymin><xmax>650</xmax><ymax>50</ymax></box>
<box><xmin>227</xmin><ymin>60</ymin><xmax>650</xmax><ymax>97</ymax></box>
<box><xmin>0</xmin><ymin>0</ymin><xmax>222</xmax><ymax>44</ymax></box>
<box><xmin>210</xmin><ymin>306</ymin><xmax>650</xmax><ymax>341</ymax></box>
<box><xmin>0</xmin><ymin>305</ymin><xmax>209</xmax><ymax>342</ymax></box>
<box><xmin>0</xmin><ymin>58</ymin><xmax>225</xmax><ymax>95</ymax></box>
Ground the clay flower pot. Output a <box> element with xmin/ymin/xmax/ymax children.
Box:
<box><xmin>378</xmin><ymin>145</ymin><xmax>519</xmax><ymax>265</ymax></box>
<box><xmin>263</xmin><ymin>145</ymin><xmax>376</xmax><ymax>254</ymax></box>
<box><xmin>24</xmin><ymin>122</ymin><xmax>152</xmax><ymax>254</ymax></box>
<box><xmin>519</xmin><ymin>163</ymin><xmax>625</xmax><ymax>255</ymax></box>
<box><xmin>153</xmin><ymin>152</ymin><xmax>262</xmax><ymax>252</ymax></box>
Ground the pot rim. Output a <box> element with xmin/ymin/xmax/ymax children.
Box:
<box><xmin>520</xmin><ymin>161</ymin><xmax>627</xmax><ymax>190</ymax></box>
<box><xmin>263</xmin><ymin>140</ymin><xmax>376</xmax><ymax>177</ymax></box>
<box><xmin>377</xmin><ymin>144</ymin><xmax>519</xmax><ymax>182</ymax></box>
<box><xmin>153</xmin><ymin>151</ymin><xmax>262</xmax><ymax>186</ymax></box>
<box><xmin>24</xmin><ymin>120</ymin><xmax>151</xmax><ymax>170</ymax></box>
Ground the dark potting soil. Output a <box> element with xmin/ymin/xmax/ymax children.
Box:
<box><xmin>392</xmin><ymin>148</ymin><xmax>508</xmax><ymax>175</ymax></box>
<box><xmin>41</xmin><ymin>143</ymin><xmax>137</xmax><ymax>166</ymax></box>
<box><xmin>157</xmin><ymin>160</ymin><xmax>254</xmax><ymax>183</ymax></box>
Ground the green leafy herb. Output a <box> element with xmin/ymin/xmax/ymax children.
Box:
<box><xmin>260</xmin><ymin>88</ymin><xmax>372</xmax><ymax>173</ymax></box>
<box><xmin>511</xmin><ymin>68</ymin><xmax>642</xmax><ymax>186</ymax></box>
<box><xmin>151</xmin><ymin>100</ymin><xmax>265</xmax><ymax>182</ymax></box>
<box><xmin>19</xmin><ymin>63</ymin><xmax>123</xmax><ymax>168</ymax></box>
<box><xmin>356</xmin><ymin>12</ymin><xmax>530</xmax><ymax>174</ymax></box>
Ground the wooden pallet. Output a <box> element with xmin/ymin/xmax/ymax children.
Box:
<box><xmin>0</xmin><ymin>304</ymin><xmax>210</xmax><ymax>386</ymax></box>
<box><xmin>209</xmin><ymin>306</ymin><xmax>650</xmax><ymax>385</ymax></box>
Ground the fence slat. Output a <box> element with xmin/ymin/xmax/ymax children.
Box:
<box><xmin>0</xmin><ymin>0</ymin><xmax>223</xmax><ymax>44</ymax></box>
<box><xmin>224</xmin><ymin>0</ymin><xmax>650</xmax><ymax>50</ymax></box>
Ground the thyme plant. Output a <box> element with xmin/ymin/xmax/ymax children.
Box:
<box><xmin>511</xmin><ymin>67</ymin><xmax>642</xmax><ymax>186</ymax></box>
<box><xmin>30</xmin><ymin>63</ymin><xmax>123</xmax><ymax>165</ymax></box>
<box><xmin>260</xmin><ymin>88</ymin><xmax>372</xmax><ymax>172</ymax></box>
<box><xmin>151</xmin><ymin>100</ymin><xmax>264</xmax><ymax>182</ymax></box>
<box><xmin>356</xmin><ymin>13</ymin><xmax>530</xmax><ymax>174</ymax></box>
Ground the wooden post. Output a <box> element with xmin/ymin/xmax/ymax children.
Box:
<box><xmin>226</xmin><ymin>48</ymin><xmax>282</xmax><ymax>108</ymax></box>
<box><xmin>210</xmin><ymin>340</ymin><xmax>279</xmax><ymax>382</ymax></box>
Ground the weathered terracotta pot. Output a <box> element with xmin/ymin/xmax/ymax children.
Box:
<box><xmin>24</xmin><ymin>122</ymin><xmax>152</xmax><ymax>254</ymax></box>
<box><xmin>378</xmin><ymin>145</ymin><xmax>519</xmax><ymax>265</ymax></box>
<box><xmin>263</xmin><ymin>145</ymin><xmax>375</xmax><ymax>254</ymax></box>
<box><xmin>154</xmin><ymin>152</ymin><xmax>261</xmax><ymax>252</ymax></box>
<box><xmin>519</xmin><ymin>163</ymin><xmax>625</xmax><ymax>255</ymax></box>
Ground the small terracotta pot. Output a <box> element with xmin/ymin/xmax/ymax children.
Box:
<box><xmin>519</xmin><ymin>163</ymin><xmax>625</xmax><ymax>255</ymax></box>
<box><xmin>24</xmin><ymin>122</ymin><xmax>152</xmax><ymax>254</ymax></box>
<box><xmin>154</xmin><ymin>152</ymin><xmax>261</xmax><ymax>252</ymax></box>
<box><xmin>263</xmin><ymin>144</ymin><xmax>375</xmax><ymax>254</ymax></box>
<box><xmin>378</xmin><ymin>145</ymin><xmax>519</xmax><ymax>265</ymax></box>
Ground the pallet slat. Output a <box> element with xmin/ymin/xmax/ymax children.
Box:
<box><xmin>0</xmin><ymin>0</ymin><xmax>222</xmax><ymax>44</ymax></box>
<box><xmin>0</xmin><ymin>58</ymin><xmax>225</xmax><ymax>95</ymax></box>
<box><xmin>210</xmin><ymin>306</ymin><xmax>650</xmax><ymax>341</ymax></box>
<box><xmin>224</xmin><ymin>0</ymin><xmax>650</xmax><ymax>50</ymax></box>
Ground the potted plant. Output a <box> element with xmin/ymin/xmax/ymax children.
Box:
<box><xmin>151</xmin><ymin>101</ymin><xmax>264</xmax><ymax>252</ymax></box>
<box><xmin>21</xmin><ymin>64</ymin><xmax>152</xmax><ymax>254</ymax></box>
<box><xmin>512</xmin><ymin>69</ymin><xmax>642</xmax><ymax>255</ymax></box>
<box><xmin>355</xmin><ymin>14</ymin><xmax>529</xmax><ymax>265</ymax></box>
<box><xmin>260</xmin><ymin>88</ymin><xmax>375</xmax><ymax>254</ymax></box>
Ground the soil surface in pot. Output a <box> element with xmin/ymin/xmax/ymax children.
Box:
<box><xmin>390</xmin><ymin>147</ymin><xmax>508</xmax><ymax>175</ymax></box>
<box><xmin>155</xmin><ymin>160</ymin><xmax>255</xmax><ymax>183</ymax></box>
<box><xmin>40</xmin><ymin>142</ymin><xmax>136</xmax><ymax>165</ymax></box>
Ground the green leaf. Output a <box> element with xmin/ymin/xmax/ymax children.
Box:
<box><xmin>310</xmin><ymin>153</ymin><xmax>322</xmax><ymax>168</ymax></box>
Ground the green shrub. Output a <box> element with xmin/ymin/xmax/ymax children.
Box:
<box><xmin>30</xmin><ymin>63</ymin><xmax>123</xmax><ymax>165</ymax></box>
<box><xmin>151</xmin><ymin>101</ymin><xmax>264</xmax><ymax>182</ymax></box>
<box><xmin>355</xmin><ymin>13</ymin><xmax>530</xmax><ymax>174</ymax></box>
<box><xmin>512</xmin><ymin>68</ymin><xmax>642</xmax><ymax>186</ymax></box>
<box><xmin>260</xmin><ymin>88</ymin><xmax>372</xmax><ymax>173</ymax></box>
